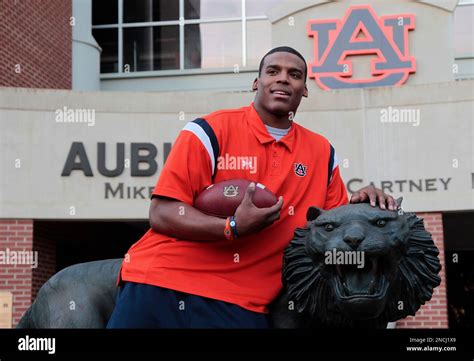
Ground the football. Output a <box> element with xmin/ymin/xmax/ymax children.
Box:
<box><xmin>194</xmin><ymin>179</ymin><xmax>278</xmax><ymax>218</ymax></box>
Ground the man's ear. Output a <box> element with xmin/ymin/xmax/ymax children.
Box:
<box><xmin>252</xmin><ymin>78</ymin><xmax>258</xmax><ymax>92</ymax></box>
<box><xmin>306</xmin><ymin>206</ymin><xmax>323</xmax><ymax>221</ymax></box>
<box><xmin>303</xmin><ymin>84</ymin><xmax>308</xmax><ymax>98</ymax></box>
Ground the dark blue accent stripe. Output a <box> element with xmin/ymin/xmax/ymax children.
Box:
<box><xmin>328</xmin><ymin>144</ymin><xmax>335</xmax><ymax>186</ymax></box>
<box><xmin>192</xmin><ymin>118</ymin><xmax>219</xmax><ymax>175</ymax></box>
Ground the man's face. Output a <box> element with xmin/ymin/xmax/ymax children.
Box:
<box><xmin>253</xmin><ymin>52</ymin><xmax>308</xmax><ymax>117</ymax></box>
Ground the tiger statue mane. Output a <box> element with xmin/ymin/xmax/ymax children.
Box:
<box><xmin>270</xmin><ymin>200</ymin><xmax>442</xmax><ymax>328</ymax></box>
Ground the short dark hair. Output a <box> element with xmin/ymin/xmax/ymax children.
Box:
<box><xmin>258</xmin><ymin>46</ymin><xmax>307</xmax><ymax>81</ymax></box>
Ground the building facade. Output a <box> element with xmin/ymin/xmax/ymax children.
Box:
<box><xmin>0</xmin><ymin>0</ymin><xmax>473</xmax><ymax>329</ymax></box>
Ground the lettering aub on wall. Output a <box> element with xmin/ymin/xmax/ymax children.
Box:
<box><xmin>61</xmin><ymin>142</ymin><xmax>454</xmax><ymax>200</ymax></box>
<box><xmin>61</xmin><ymin>142</ymin><xmax>171</xmax><ymax>199</ymax></box>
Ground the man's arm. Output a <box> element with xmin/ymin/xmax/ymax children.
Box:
<box><xmin>150</xmin><ymin>182</ymin><xmax>284</xmax><ymax>241</ymax></box>
<box><xmin>149</xmin><ymin>197</ymin><xmax>226</xmax><ymax>241</ymax></box>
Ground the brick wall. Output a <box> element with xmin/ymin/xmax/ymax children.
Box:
<box><xmin>0</xmin><ymin>220</ymin><xmax>33</xmax><ymax>327</ymax></box>
<box><xmin>396</xmin><ymin>212</ymin><xmax>448</xmax><ymax>328</ymax></box>
<box><xmin>0</xmin><ymin>0</ymin><xmax>72</xmax><ymax>89</ymax></box>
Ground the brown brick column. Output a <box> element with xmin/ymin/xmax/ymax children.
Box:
<box><xmin>0</xmin><ymin>220</ymin><xmax>33</xmax><ymax>327</ymax></box>
<box><xmin>396</xmin><ymin>212</ymin><xmax>448</xmax><ymax>328</ymax></box>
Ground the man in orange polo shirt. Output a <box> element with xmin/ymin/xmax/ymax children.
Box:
<box><xmin>107</xmin><ymin>46</ymin><xmax>397</xmax><ymax>328</ymax></box>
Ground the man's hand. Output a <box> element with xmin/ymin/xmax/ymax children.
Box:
<box><xmin>234</xmin><ymin>182</ymin><xmax>284</xmax><ymax>237</ymax></box>
<box><xmin>350</xmin><ymin>184</ymin><xmax>397</xmax><ymax>211</ymax></box>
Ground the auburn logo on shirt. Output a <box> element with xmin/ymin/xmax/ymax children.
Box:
<box><xmin>294</xmin><ymin>163</ymin><xmax>307</xmax><ymax>177</ymax></box>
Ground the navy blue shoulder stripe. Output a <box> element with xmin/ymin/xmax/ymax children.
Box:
<box><xmin>183</xmin><ymin>118</ymin><xmax>220</xmax><ymax>175</ymax></box>
<box><xmin>192</xmin><ymin>118</ymin><xmax>219</xmax><ymax>170</ymax></box>
<box><xmin>327</xmin><ymin>144</ymin><xmax>335</xmax><ymax>186</ymax></box>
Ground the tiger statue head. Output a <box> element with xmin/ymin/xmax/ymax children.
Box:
<box><xmin>278</xmin><ymin>199</ymin><xmax>441</xmax><ymax>328</ymax></box>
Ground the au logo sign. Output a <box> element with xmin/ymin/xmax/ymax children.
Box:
<box><xmin>307</xmin><ymin>5</ymin><xmax>416</xmax><ymax>90</ymax></box>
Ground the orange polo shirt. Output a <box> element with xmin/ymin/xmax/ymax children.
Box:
<box><xmin>120</xmin><ymin>103</ymin><xmax>348</xmax><ymax>313</ymax></box>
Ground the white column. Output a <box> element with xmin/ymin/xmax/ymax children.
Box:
<box><xmin>72</xmin><ymin>0</ymin><xmax>101</xmax><ymax>90</ymax></box>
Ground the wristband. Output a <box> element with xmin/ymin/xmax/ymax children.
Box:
<box><xmin>224</xmin><ymin>217</ymin><xmax>234</xmax><ymax>241</ymax></box>
<box><xmin>229</xmin><ymin>216</ymin><xmax>239</xmax><ymax>239</ymax></box>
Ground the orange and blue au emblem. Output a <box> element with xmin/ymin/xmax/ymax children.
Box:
<box><xmin>294</xmin><ymin>163</ymin><xmax>307</xmax><ymax>177</ymax></box>
<box><xmin>307</xmin><ymin>5</ymin><xmax>416</xmax><ymax>90</ymax></box>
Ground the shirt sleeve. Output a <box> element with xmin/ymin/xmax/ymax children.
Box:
<box><xmin>152</xmin><ymin>125</ymin><xmax>214</xmax><ymax>205</ymax></box>
<box><xmin>323</xmin><ymin>150</ymin><xmax>349</xmax><ymax>210</ymax></box>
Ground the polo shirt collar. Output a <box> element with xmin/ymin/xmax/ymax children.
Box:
<box><xmin>247</xmin><ymin>102</ymin><xmax>295</xmax><ymax>152</ymax></box>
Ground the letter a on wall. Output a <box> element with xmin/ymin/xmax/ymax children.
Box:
<box><xmin>307</xmin><ymin>5</ymin><xmax>416</xmax><ymax>90</ymax></box>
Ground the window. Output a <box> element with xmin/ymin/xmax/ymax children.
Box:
<box><xmin>453</xmin><ymin>3</ymin><xmax>474</xmax><ymax>79</ymax></box>
<box><xmin>92</xmin><ymin>29</ymin><xmax>119</xmax><ymax>73</ymax></box>
<box><xmin>92</xmin><ymin>0</ymin><xmax>277</xmax><ymax>74</ymax></box>
<box><xmin>453</xmin><ymin>3</ymin><xmax>474</xmax><ymax>57</ymax></box>
<box><xmin>92</xmin><ymin>0</ymin><xmax>118</xmax><ymax>25</ymax></box>
<box><xmin>123</xmin><ymin>26</ymin><xmax>180</xmax><ymax>71</ymax></box>
<box><xmin>124</xmin><ymin>0</ymin><xmax>178</xmax><ymax>22</ymax></box>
